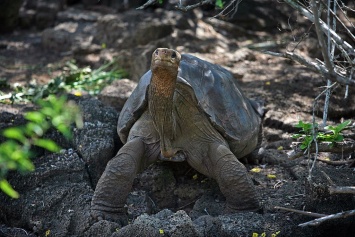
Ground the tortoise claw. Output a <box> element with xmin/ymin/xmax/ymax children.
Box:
<box><xmin>90</xmin><ymin>209</ymin><xmax>128</xmax><ymax>226</ymax></box>
<box><xmin>223</xmin><ymin>202</ymin><xmax>263</xmax><ymax>214</ymax></box>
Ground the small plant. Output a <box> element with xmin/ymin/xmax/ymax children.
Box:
<box><xmin>62</xmin><ymin>60</ymin><xmax>126</xmax><ymax>95</ymax></box>
<box><xmin>291</xmin><ymin>120</ymin><xmax>351</xmax><ymax>150</ymax></box>
<box><xmin>252</xmin><ymin>231</ymin><xmax>280</xmax><ymax>237</ymax></box>
<box><xmin>0</xmin><ymin>60</ymin><xmax>126</xmax><ymax>104</ymax></box>
<box><xmin>0</xmin><ymin>95</ymin><xmax>83</xmax><ymax>198</ymax></box>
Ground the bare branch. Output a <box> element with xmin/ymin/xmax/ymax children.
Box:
<box><xmin>264</xmin><ymin>51</ymin><xmax>355</xmax><ymax>86</ymax></box>
<box><xmin>299</xmin><ymin>209</ymin><xmax>355</xmax><ymax>227</ymax></box>
<box><xmin>334</xmin><ymin>38</ymin><xmax>354</xmax><ymax>67</ymax></box>
<box><xmin>274</xmin><ymin>206</ymin><xmax>327</xmax><ymax>218</ymax></box>
<box><xmin>175</xmin><ymin>0</ymin><xmax>213</xmax><ymax>12</ymax></box>
<box><xmin>339</xmin><ymin>0</ymin><xmax>355</xmax><ymax>13</ymax></box>
<box><xmin>284</xmin><ymin>0</ymin><xmax>355</xmax><ymax>58</ymax></box>
<box><xmin>321</xmin><ymin>0</ymin><xmax>336</xmax><ymax>126</ymax></box>
<box><xmin>319</xmin><ymin>0</ymin><xmax>355</xmax><ymax>43</ymax></box>
<box><xmin>310</xmin><ymin>0</ymin><xmax>334</xmax><ymax>74</ymax></box>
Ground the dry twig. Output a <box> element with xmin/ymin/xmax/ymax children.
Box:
<box><xmin>329</xmin><ymin>186</ymin><xmax>355</xmax><ymax>195</ymax></box>
<box><xmin>299</xmin><ymin>209</ymin><xmax>355</xmax><ymax>227</ymax></box>
<box><xmin>319</xmin><ymin>0</ymin><xmax>355</xmax><ymax>42</ymax></box>
<box><xmin>275</xmin><ymin>207</ymin><xmax>355</xmax><ymax>227</ymax></box>
<box><xmin>274</xmin><ymin>206</ymin><xmax>327</xmax><ymax>218</ymax></box>
<box><xmin>321</xmin><ymin>170</ymin><xmax>335</xmax><ymax>185</ymax></box>
<box><xmin>317</xmin><ymin>158</ymin><xmax>354</xmax><ymax>166</ymax></box>
<box><xmin>136</xmin><ymin>0</ymin><xmax>158</xmax><ymax>10</ymax></box>
<box><xmin>213</xmin><ymin>0</ymin><xmax>242</xmax><ymax>18</ymax></box>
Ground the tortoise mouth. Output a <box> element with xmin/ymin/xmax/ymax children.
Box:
<box><xmin>154</xmin><ymin>59</ymin><xmax>175</xmax><ymax>65</ymax></box>
<box><xmin>152</xmin><ymin>59</ymin><xmax>178</xmax><ymax>70</ymax></box>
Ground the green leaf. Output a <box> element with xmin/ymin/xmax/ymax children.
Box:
<box><xmin>25</xmin><ymin>111</ymin><xmax>45</xmax><ymax>124</ymax></box>
<box><xmin>334</xmin><ymin>120</ymin><xmax>351</xmax><ymax>134</ymax></box>
<box><xmin>333</xmin><ymin>134</ymin><xmax>344</xmax><ymax>142</ymax></box>
<box><xmin>215</xmin><ymin>0</ymin><xmax>224</xmax><ymax>8</ymax></box>
<box><xmin>325</xmin><ymin>120</ymin><xmax>351</xmax><ymax>134</ymax></box>
<box><xmin>40</xmin><ymin>106</ymin><xmax>55</xmax><ymax>117</ymax></box>
<box><xmin>34</xmin><ymin>138</ymin><xmax>61</xmax><ymax>152</ymax></box>
<box><xmin>317</xmin><ymin>132</ymin><xmax>333</xmax><ymax>142</ymax></box>
<box><xmin>291</xmin><ymin>134</ymin><xmax>302</xmax><ymax>139</ymax></box>
<box><xmin>56</xmin><ymin>124</ymin><xmax>72</xmax><ymax>139</ymax></box>
<box><xmin>17</xmin><ymin>157</ymin><xmax>35</xmax><ymax>173</ymax></box>
<box><xmin>300</xmin><ymin>143</ymin><xmax>307</xmax><ymax>150</ymax></box>
<box><xmin>2</xmin><ymin>127</ymin><xmax>26</xmax><ymax>143</ymax></box>
<box><xmin>294</xmin><ymin>120</ymin><xmax>314</xmax><ymax>134</ymax></box>
<box><xmin>324</xmin><ymin>125</ymin><xmax>335</xmax><ymax>131</ymax></box>
<box><xmin>52</xmin><ymin>116</ymin><xmax>65</xmax><ymax>127</ymax></box>
<box><xmin>0</xmin><ymin>140</ymin><xmax>19</xmax><ymax>156</ymax></box>
<box><xmin>25</xmin><ymin>122</ymin><xmax>44</xmax><ymax>137</ymax></box>
<box><xmin>0</xmin><ymin>179</ymin><xmax>19</xmax><ymax>199</ymax></box>
<box><xmin>294</xmin><ymin>120</ymin><xmax>305</xmax><ymax>128</ymax></box>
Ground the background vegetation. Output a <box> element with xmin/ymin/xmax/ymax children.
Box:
<box><xmin>0</xmin><ymin>60</ymin><xmax>125</xmax><ymax>197</ymax></box>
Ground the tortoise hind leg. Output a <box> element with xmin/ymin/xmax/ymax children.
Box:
<box><xmin>91</xmin><ymin>137</ymin><xmax>157</xmax><ymax>225</ymax></box>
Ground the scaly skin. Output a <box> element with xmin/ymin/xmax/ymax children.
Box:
<box><xmin>91</xmin><ymin>48</ymin><xmax>260</xmax><ymax>224</ymax></box>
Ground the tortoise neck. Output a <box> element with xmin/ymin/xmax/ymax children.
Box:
<box><xmin>148</xmin><ymin>68</ymin><xmax>178</xmax><ymax>157</ymax></box>
<box><xmin>150</xmin><ymin>69</ymin><xmax>177</xmax><ymax>99</ymax></box>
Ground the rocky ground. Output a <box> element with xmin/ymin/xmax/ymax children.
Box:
<box><xmin>0</xmin><ymin>1</ymin><xmax>355</xmax><ymax>237</ymax></box>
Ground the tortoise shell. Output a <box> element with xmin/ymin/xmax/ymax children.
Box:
<box><xmin>117</xmin><ymin>54</ymin><xmax>262</xmax><ymax>158</ymax></box>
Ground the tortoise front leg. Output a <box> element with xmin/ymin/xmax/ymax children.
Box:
<box><xmin>210</xmin><ymin>144</ymin><xmax>261</xmax><ymax>212</ymax></box>
<box><xmin>91</xmin><ymin>137</ymin><xmax>157</xmax><ymax>225</ymax></box>
<box><xmin>187</xmin><ymin>143</ymin><xmax>261</xmax><ymax>212</ymax></box>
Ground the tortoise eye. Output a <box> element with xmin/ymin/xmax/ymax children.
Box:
<box><xmin>171</xmin><ymin>52</ymin><xmax>176</xmax><ymax>59</ymax></box>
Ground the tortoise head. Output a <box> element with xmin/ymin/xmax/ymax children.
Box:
<box><xmin>151</xmin><ymin>48</ymin><xmax>181</xmax><ymax>73</ymax></box>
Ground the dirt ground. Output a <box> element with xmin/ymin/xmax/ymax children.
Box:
<box><xmin>0</xmin><ymin>2</ymin><xmax>355</xmax><ymax>237</ymax></box>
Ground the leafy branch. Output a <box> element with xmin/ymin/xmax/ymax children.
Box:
<box><xmin>0</xmin><ymin>95</ymin><xmax>83</xmax><ymax>198</ymax></box>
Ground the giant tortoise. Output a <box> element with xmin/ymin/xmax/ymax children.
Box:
<box><xmin>91</xmin><ymin>48</ymin><xmax>263</xmax><ymax>224</ymax></box>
